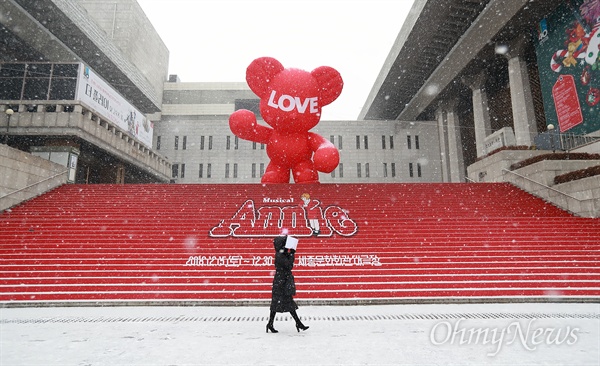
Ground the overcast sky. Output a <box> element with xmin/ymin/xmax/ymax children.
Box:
<box><xmin>136</xmin><ymin>0</ymin><xmax>414</xmax><ymax>120</ymax></box>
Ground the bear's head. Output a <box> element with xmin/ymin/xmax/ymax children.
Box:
<box><xmin>245</xmin><ymin>57</ymin><xmax>343</xmax><ymax>133</ymax></box>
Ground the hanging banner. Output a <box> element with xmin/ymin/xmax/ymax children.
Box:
<box><xmin>534</xmin><ymin>0</ymin><xmax>600</xmax><ymax>134</ymax></box>
<box><xmin>552</xmin><ymin>75</ymin><xmax>584</xmax><ymax>132</ymax></box>
<box><xmin>75</xmin><ymin>64</ymin><xmax>153</xmax><ymax>148</ymax></box>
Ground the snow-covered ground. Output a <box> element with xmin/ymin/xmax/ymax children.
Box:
<box><xmin>1</xmin><ymin>302</ymin><xmax>599</xmax><ymax>365</ymax></box>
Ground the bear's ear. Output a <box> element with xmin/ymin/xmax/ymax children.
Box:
<box><xmin>311</xmin><ymin>66</ymin><xmax>343</xmax><ymax>106</ymax></box>
<box><xmin>246</xmin><ymin>57</ymin><xmax>285</xmax><ymax>98</ymax></box>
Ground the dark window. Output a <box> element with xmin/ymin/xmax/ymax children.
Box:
<box><xmin>338</xmin><ymin>135</ymin><xmax>343</xmax><ymax>150</ymax></box>
<box><xmin>53</xmin><ymin>63</ymin><xmax>79</xmax><ymax>77</ymax></box>
<box><xmin>365</xmin><ymin>163</ymin><xmax>370</xmax><ymax>178</ymax></box>
<box><xmin>391</xmin><ymin>163</ymin><xmax>396</xmax><ymax>177</ymax></box>
<box><xmin>407</xmin><ymin>135</ymin><xmax>412</xmax><ymax>150</ymax></box>
<box><xmin>49</xmin><ymin>78</ymin><xmax>77</xmax><ymax>100</ymax></box>
<box><xmin>357</xmin><ymin>163</ymin><xmax>362</xmax><ymax>178</ymax></box>
<box><xmin>156</xmin><ymin>136</ymin><xmax>161</xmax><ymax>150</ymax></box>
<box><xmin>382</xmin><ymin>136</ymin><xmax>386</xmax><ymax>149</ymax></box>
<box><xmin>415</xmin><ymin>135</ymin><xmax>420</xmax><ymax>150</ymax></box>
<box><xmin>0</xmin><ymin>63</ymin><xmax>25</xmax><ymax>77</ymax></box>
<box><xmin>181</xmin><ymin>164</ymin><xmax>186</xmax><ymax>178</ymax></box>
<box><xmin>182</xmin><ymin>136</ymin><xmax>187</xmax><ymax>150</ymax></box>
<box><xmin>409</xmin><ymin>163</ymin><xmax>414</xmax><ymax>178</ymax></box>
<box><xmin>200</xmin><ymin>136</ymin><xmax>205</xmax><ymax>150</ymax></box>
<box><xmin>27</xmin><ymin>64</ymin><xmax>51</xmax><ymax>77</ymax></box>
<box><xmin>174</xmin><ymin>136</ymin><xmax>179</xmax><ymax>150</ymax></box>
<box><xmin>0</xmin><ymin>63</ymin><xmax>79</xmax><ymax>101</ymax></box>
<box><xmin>364</xmin><ymin>136</ymin><xmax>369</xmax><ymax>150</ymax></box>
<box><xmin>199</xmin><ymin>163</ymin><xmax>203</xmax><ymax>178</ymax></box>
<box><xmin>207</xmin><ymin>163</ymin><xmax>212</xmax><ymax>178</ymax></box>
<box><xmin>23</xmin><ymin>78</ymin><xmax>49</xmax><ymax>100</ymax></box>
<box><xmin>208</xmin><ymin>136</ymin><xmax>213</xmax><ymax>150</ymax></box>
<box><xmin>172</xmin><ymin>164</ymin><xmax>179</xmax><ymax>178</ymax></box>
<box><xmin>356</xmin><ymin>135</ymin><xmax>360</xmax><ymax>149</ymax></box>
<box><xmin>389</xmin><ymin>136</ymin><xmax>394</xmax><ymax>149</ymax></box>
<box><xmin>234</xmin><ymin>99</ymin><xmax>260</xmax><ymax>115</ymax></box>
<box><xmin>0</xmin><ymin>78</ymin><xmax>23</xmax><ymax>99</ymax></box>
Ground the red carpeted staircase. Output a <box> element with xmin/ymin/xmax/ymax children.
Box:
<box><xmin>1</xmin><ymin>183</ymin><xmax>599</xmax><ymax>305</ymax></box>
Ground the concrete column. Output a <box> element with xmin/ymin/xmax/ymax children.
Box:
<box><xmin>505</xmin><ymin>35</ymin><xmax>537</xmax><ymax>146</ymax></box>
<box><xmin>435</xmin><ymin>106</ymin><xmax>450</xmax><ymax>182</ymax></box>
<box><xmin>463</xmin><ymin>71</ymin><xmax>492</xmax><ymax>158</ymax></box>
<box><xmin>445</xmin><ymin>100</ymin><xmax>465</xmax><ymax>182</ymax></box>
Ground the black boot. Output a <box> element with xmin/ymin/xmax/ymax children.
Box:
<box><xmin>290</xmin><ymin>310</ymin><xmax>309</xmax><ymax>332</ymax></box>
<box><xmin>266</xmin><ymin>310</ymin><xmax>278</xmax><ymax>333</ymax></box>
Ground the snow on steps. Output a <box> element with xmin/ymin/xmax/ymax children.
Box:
<box><xmin>0</xmin><ymin>183</ymin><xmax>599</xmax><ymax>305</ymax></box>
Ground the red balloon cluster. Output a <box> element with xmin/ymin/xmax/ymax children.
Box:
<box><xmin>229</xmin><ymin>57</ymin><xmax>343</xmax><ymax>184</ymax></box>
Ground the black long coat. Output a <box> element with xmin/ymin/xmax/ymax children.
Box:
<box><xmin>270</xmin><ymin>236</ymin><xmax>298</xmax><ymax>313</ymax></box>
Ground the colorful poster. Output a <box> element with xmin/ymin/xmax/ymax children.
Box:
<box><xmin>75</xmin><ymin>64</ymin><xmax>153</xmax><ymax>148</ymax></box>
<box><xmin>534</xmin><ymin>0</ymin><xmax>600</xmax><ymax>134</ymax></box>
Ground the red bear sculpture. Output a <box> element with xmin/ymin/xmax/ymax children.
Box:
<box><xmin>229</xmin><ymin>57</ymin><xmax>343</xmax><ymax>184</ymax></box>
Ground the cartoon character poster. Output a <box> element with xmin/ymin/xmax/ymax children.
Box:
<box><xmin>535</xmin><ymin>0</ymin><xmax>600</xmax><ymax>134</ymax></box>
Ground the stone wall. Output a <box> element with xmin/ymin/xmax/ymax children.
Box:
<box><xmin>0</xmin><ymin>144</ymin><xmax>68</xmax><ymax>212</ymax></box>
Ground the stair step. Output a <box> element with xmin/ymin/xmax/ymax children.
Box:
<box><xmin>1</xmin><ymin>183</ymin><xmax>599</xmax><ymax>304</ymax></box>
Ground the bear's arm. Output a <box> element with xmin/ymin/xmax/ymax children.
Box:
<box><xmin>308</xmin><ymin>132</ymin><xmax>339</xmax><ymax>173</ymax></box>
<box><xmin>229</xmin><ymin>109</ymin><xmax>272</xmax><ymax>144</ymax></box>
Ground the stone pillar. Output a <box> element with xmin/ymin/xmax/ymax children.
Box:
<box><xmin>505</xmin><ymin>35</ymin><xmax>537</xmax><ymax>146</ymax></box>
<box><xmin>464</xmin><ymin>71</ymin><xmax>492</xmax><ymax>158</ymax></box>
<box><xmin>445</xmin><ymin>99</ymin><xmax>465</xmax><ymax>182</ymax></box>
<box><xmin>435</xmin><ymin>106</ymin><xmax>450</xmax><ymax>182</ymax></box>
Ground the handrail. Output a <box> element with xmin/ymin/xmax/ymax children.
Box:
<box><xmin>0</xmin><ymin>169</ymin><xmax>69</xmax><ymax>200</ymax></box>
<box><xmin>501</xmin><ymin>169</ymin><xmax>583</xmax><ymax>201</ymax></box>
<box><xmin>558</xmin><ymin>132</ymin><xmax>600</xmax><ymax>151</ymax></box>
<box><xmin>502</xmin><ymin>169</ymin><xmax>600</xmax><ymax>218</ymax></box>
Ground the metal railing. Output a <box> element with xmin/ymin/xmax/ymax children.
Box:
<box><xmin>538</xmin><ymin>131</ymin><xmax>600</xmax><ymax>152</ymax></box>
<box><xmin>0</xmin><ymin>169</ymin><xmax>68</xmax><ymax>211</ymax></box>
<box><xmin>558</xmin><ymin>133</ymin><xmax>600</xmax><ymax>151</ymax></box>
<box><xmin>502</xmin><ymin>168</ymin><xmax>599</xmax><ymax>218</ymax></box>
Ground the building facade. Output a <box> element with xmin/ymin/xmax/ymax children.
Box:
<box><xmin>154</xmin><ymin>80</ymin><xmax>442</xmax><ymax>183</ymax></box>
<box><xmin>3</xmin><ymin>0</ymin><xmax>599</xmax><ymax>194</ymax></box>
<box><xmin>360</xmin><ymin>0</ymin><xmax>599</xmax><ymax>183</ymax></box>
<box><xmin>0</xmin><ymin>0</ymin><xmax>171</xmax><ymax>184</ymax></box>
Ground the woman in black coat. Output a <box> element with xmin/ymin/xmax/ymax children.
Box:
<box><xmin>266</xmin><ymin>235</ymin><xmax>309</xmax><ymax>333</ymax></box>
